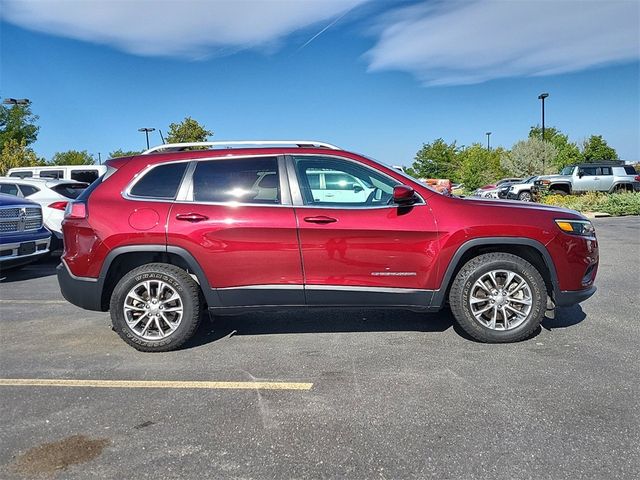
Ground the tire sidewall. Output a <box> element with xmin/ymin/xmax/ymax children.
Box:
<box><xmin>457</xmin><ymin>257</ymin><xmax>545</xmax><ymax>342</ymax></box>
<box><xmin>111</xmin><ymin>269</ymin><xmax>196</xmax><ymax>350</ymax></box>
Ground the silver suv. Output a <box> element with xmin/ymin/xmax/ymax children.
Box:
<box><xmin>537</xmin><ymin>163</ymin><xmax>640</xmax><ymax>195</ymax></box>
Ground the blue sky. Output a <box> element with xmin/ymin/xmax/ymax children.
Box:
<box><xmin>1</xmin><ymin>0</ymin><xmax>638</xmax><ymax>166</ymax></box>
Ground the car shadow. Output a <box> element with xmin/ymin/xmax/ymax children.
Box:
<box><xmin>541</xmin><ymin>305</ymin><xmax>587</xmax><ymax>330</ymax></box>
<box><xmin>181</xmin><ymin>307</ymin><xmax>456</xmax><ymax>350</ymax></box>
<box><xmin>182</xmin><ymin>304</ymin><xmax>589</xmax><ymax>349</ymax></box>
<box><xmin>0</xmin><ymin>255</ymin><xmax>60</xmax><ymax>283</ymax></box>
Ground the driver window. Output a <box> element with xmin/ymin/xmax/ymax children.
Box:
<box><xmin>293</xmin><ymin>156</ymin><xmax>399</xmax><ymax>207</ymax></box>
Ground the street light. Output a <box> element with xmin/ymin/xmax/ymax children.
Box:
<box><xmin>538</xmin><ymin>92</ymin><xmax>549</xmax><ymax>173</ymax></box>
<box><xmin>3</xmin><ymin>98</ymin><xmax>30</xmax><ymax>105</ymax></box>
<box><xmin>486</xmin><ymin>132</ymin><xmax>492</xmax><ymax>151</ymax></box>
<box><xmin>138</xmin><ymin>127</ymin><xmax>156</xmax><ymax>149</ymax></box>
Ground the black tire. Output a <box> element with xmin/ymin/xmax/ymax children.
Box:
<box><xmin>449</xmin><ymin>253</ymin><xmax>546</xmax><ymax>343</ymax></box>
<box><xmin>109</xmin><ymin>263</ymin><xmax>203</xmax><ymax>352</ymax></box>
<box><xmin>517</xmin><ymin>191</ymin><xmax>532</xmax><ymax>202</ymax></box>
<box><xmin>549</xmin><ymin>188</ymin><xmax>568</xmax><ymax>196</ymax></box>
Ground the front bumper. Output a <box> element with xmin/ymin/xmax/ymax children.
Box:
<box><xmin>555</xmin><ymin>285</ymin><xmax>597</xmax><ymax>307</ymax></box>
<box><xmin>0</xmin><ymin>231</ymin><xmax>51</xmax><ymax>269</ymax></box>
<box><xmin>57</xmin><ymin>261</ymin><xmax>104</xmax><ymax>311</ymax></box>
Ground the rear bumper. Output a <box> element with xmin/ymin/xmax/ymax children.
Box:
<box><xmin>56</xmin><ymin>261</ymin><xmax>104</xmax><ymax>311</ymax></box>
<box><xmin>555</xmin><ymin>286</ymin><xmax>597</xmax><ymax>307</ymax></box>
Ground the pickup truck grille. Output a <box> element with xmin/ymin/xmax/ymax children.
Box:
<box><xmin>0</xmin><ymin>206</ymin><xmax>43</xmax><ymax>233</ymax></box>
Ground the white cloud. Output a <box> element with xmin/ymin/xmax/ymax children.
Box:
<box><xmin>366</xmin><ymin>0</ymin><xmax>640</xmax><ymax>86</ymax></box>
<box><xmin>1</xmin><ymin>0</ymin><xmax>369</xmax><ymax>58</ymax></box>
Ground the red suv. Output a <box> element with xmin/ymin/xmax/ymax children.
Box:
<box><xmin>57</xmin><ymin>141</ymin><xmax>598</xmax><ymax>351</ymax></box>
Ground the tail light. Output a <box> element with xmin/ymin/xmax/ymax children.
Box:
<box><xmin>635</xmin><ymin>175</ymin><xmax>640</xmax><ymax>182</ymax></box>
<box><xmin>64</xmin><ymin>202</ymin><xmax>87</xmax><ymax>219</ymax></box>
<box><xmin>48</xmin><ymin>201</ymin><xmax>68</xmax><ymax>211</ymax></box>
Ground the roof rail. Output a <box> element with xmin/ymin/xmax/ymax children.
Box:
<box><xmin>142</xmin><ymin>140</ymin><xmax>341</xmax><ymax>155</ymax></box>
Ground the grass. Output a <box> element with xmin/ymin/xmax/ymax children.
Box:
<box><xmin>541</xmin><ymin>191</ymin><xmax>640</xmax><ymax>216</ymax></box>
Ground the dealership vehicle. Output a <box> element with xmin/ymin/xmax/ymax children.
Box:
<box><xmin>498</xmin><ymin>176</ymin><xmax>539</xmax><ymax>201</ymax></box>
<box><xmin>0</xmin><ymin>194</ymin><xmax>51</xmax><ymax>270</ymax></box>
<box><xmin>473</xmin><ymin>178</ymin><xmax>523</xmax><ymax>198</ymax></box>
<box><xmin>536</xmin><ymin>162</ymin><xmax>640</xmax><ymax>195</ymax></box>
<box><xmin>57</xmin><ymin>141</ymin><xmax>598</xmax><ymax>351</ymax></box>
<box><xmin>0</xmin><ymin>177</ymin><xmax>87</xmax><ymax>249</ymax></box>
<box><xmin>7</xmin><ymin>165</ymin><xmax>107</xmax><ymax>183</ymax></box>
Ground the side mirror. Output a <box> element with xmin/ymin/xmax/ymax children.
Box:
<box><xmin>578</xmin><ymin>171</ymin><xmax>583</xmax><ymax>178</ymax></box>
<box><xmin>392</xmin><ymin>185</ymin><xmax>416</xmax><ymax>204</ymax></box>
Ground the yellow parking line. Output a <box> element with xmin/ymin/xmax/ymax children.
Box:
<box><xmin>0</xmin><ymin>378</ymin><xmax>313</xmax><ymax>390</ymax></box>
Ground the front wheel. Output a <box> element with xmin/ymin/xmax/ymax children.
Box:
<box><xmin>449</xmin><ymin>253</ymin><xmax>546</xmax><ymax>343</ymax></box>
<box><xmin>109</xmin><ymin>263</ymin><xmax>203</xmax><ymax>352</ymax></box>
<box><xmin>518</xmin><ymin>191</ymin><xmax>532</xmax><ymax>202</ymax></box>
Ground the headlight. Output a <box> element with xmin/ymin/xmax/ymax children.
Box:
<box><xmin>555</xmin><ymin>219</ymin><xmax>596</xmax><ymax>236</ymax></box>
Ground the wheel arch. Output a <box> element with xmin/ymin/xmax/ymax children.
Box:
<box><xmin>98</xmin><ymin>245</ymin><xmax>219</xmax><ymax>310</ymax></box>
<box><xmin>431</xmin><ymin>237</ymin><xmax>559</xmax><ymax>308</ymax></box>
<box><xmin>548</xmin><ymin>182</ymin><xmax>571</xmax><ymax>194</ymax></box>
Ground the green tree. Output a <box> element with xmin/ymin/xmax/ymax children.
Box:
<box><xmin>581</xmin><ymin>135</ymin><xmax>618</xmax><ymax>162</ymax></box>
<box><xmin>501</xmin><ymin>137</ymin><xmax>558</xmax><ymax>176</ymax></box>
<box><xmin>50</xmin><ymin>150</ymin><xmax>95</xmax><ymax>166</ymax></box>
<box><xmin>0</xmin><ymin>138</ymin><xmax>40</xmax><ymax>175</ymax></box>
<box><xmin>459</xmin><ymin>144</ymin><xmax>507</xmax><ymax>190</ymax></box>
<box><xmin>109</xmin><ymin>149</ymin><xmax>142</xmax><ymax>158</ymax></box>
<box><xmin>166</xmin><ymin>117</ymin><xmax>212</xmax><ymax>144</ymax></box>
<box><xmin>0</xmin><ymin>103</ymin><xmax>39</xmax><ymax>153</ymax></box>
<box><xmin>409</xmin><ymin>138</ymin><xmax>461</xmax><ymax>181</ymax></box>
<box><xmin>529</xmin><ymin>126</ymin><xmax>582</xmax><ymax>171</ymax></box>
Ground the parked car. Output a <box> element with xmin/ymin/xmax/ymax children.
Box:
<box><xmin>536</xmin><ymin>162</ymin><xmax>640</xmax><ymax>195</ymax></box>
<box><xmin>7</xmin><ymin>165</ymin><xmax>107</xmax><ymax>184</ymax></box>
<box><xmin>0</xmin><ymin>194</ymin><xmax>51</xmax><ymax>270</ymax></box>
<box><xmin>0</xmin><ymin>177</ymin><xmax>88</xmax><ymax>249</ymax></box>
<box><xmin>473</xmin><ymin>178</ymin><xmax>523</xmax><ymax>198</ymax></box>
<box><xmin>498</xmin><ymin>176</ymin><xmax>539</xmax><ymax>202</ymax></box>
<box><xmin>58</xmin><ymin>140</ymin><xmax>598</xmax><ymax>352</ymax></box>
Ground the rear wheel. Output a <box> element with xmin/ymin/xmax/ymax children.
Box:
<box><xmin>109</xmin><ymin>263</ymin><xmax>203</xmax><ymax>352</ymax></box>
<box><xmin>449</xmin><ymin>253</ymin><xmax>546</xmax><ymax>343</ymax></box>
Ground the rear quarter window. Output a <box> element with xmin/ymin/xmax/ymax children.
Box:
<box><xmin>70</xmin><ymin>169</ymin><xmax>100</xmax><ymax>183</ymax></box>
<box><xmin>129</xmin><ymin>163</ymin><xmax>188</xmax><ymax>199</ymax></box>
<box><xmin>623</xmin><ymin>166</ymin><xmax>638</xmax><ymax>175</ymax></box>
<box><xmin>51</xmin><ymin>183</ymin><xmax>87</xmax><ymax>199</ymax></box>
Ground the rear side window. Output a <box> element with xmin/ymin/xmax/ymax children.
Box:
<box><xmin>71</xmin><ymin>169</ymin><xmax>100</xmax><ymax>183</ymax></box>
<box><xmin>623</xmin><ymin>166</ymin><xmax>638</xmax><ymax>175</ymax></box>
<box><xmin>9</xmin><ymin>171</ymin><xmax>32</xmax><ymax>178</ymax></box>
<box><xmin>130</xmin><ymin>163</ymin><xmax>188</xmax><ymax>199</ymax></box>
<box><xmin>192</xmin><ymin>157</ymin><xmax>280</xmax><ymax>204</ymax></box>
<box><xmin>39</xmin><ymin>170</ymin><xmax>64</xmax><ymax>179</ymax></box>
<box><xmin>18</xmin><ymin>185</ymin><xmax>40</xmax><ymax>197</ymax></box>
<box><xmin>51</xmin><ymin>183</ymin><xmax>87</xmax><ymax>199</ymax></box>
<box><xmin>0</xmin><ymin>183</ymin><xmax>20</xmax><ymax>196</ymax></box>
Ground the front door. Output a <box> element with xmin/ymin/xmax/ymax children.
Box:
<box><xmin>289</xmin><ymin>155</ymin><xmax>439</xmax><ymax>308</ymax></box>
<box><xmin>167</xmin><ymin>156</ymin><xmax>304</xmax><ymax>307</ymax></box>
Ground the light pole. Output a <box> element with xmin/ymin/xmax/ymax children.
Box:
<box><xmin>138</xmin><ymin>127</ymin><xmax>156</xmax><ymax>149</ymax></box>
<box><xmin>3</xmin><ymin>98</ymin><xmax>30</xmax><ymax>106</ymax></box>
<box><xmin>538</xmin><ymin>93</ymin><xmax>549</xmax><ymax>141</ymax></box>
<box><xmin>485</xmin><ymin>132</ymin><xmax>492</xmax><ymax>151</ymax></box>
<box><xmin>538</xmin><ymin>92</ymin><xmax>549</xmax><ymax>173</ymax></box>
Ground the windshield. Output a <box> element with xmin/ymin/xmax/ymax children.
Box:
<box><xmin>560</xmin><ymin>166</ymin><xmax>574</xmax><ymax>175</ymax></box>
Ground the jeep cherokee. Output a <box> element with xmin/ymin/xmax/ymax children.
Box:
<box><xmin>57</xmin><ymin>141</ymin><xmax>598</xmax><ymax>351</ymax></box>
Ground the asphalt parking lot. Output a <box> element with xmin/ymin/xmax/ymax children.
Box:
<box><xmin>0</xmin><ymin>216</ymin><xmax>638</xmax><ymax>479</ymax></box>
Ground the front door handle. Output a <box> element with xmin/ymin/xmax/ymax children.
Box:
<box><xmin>304</xmin><ymin>216</ymin><xmax>337</xmax><ymax>224</ymax></box>
<box><xmin>176</xmin><ymin>213</ymin><xmax>209</xmax><ymax>222</ymax></box>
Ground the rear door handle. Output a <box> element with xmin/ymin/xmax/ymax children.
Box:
<box><xmin>176</xmin><ymin>213</ymin><xmax>209</xmax><ymax>222</ymax></box>
<box><xmin>304</xmin><ymin>216</ymin><xmax>337</xmax><ymax>224</ymax></box>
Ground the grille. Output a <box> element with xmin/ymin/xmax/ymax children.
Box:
<box><xmin>0</xmin><ymin>208</ymin><xmax>20</xmax><ymax>219</ymax></box>
<box><xmin>0</xmin><ymin>205</ymin><xmax>43</xmax><ymax>233</ymax></box>
<box><xmin>0</xmin><ymin>221</ymin><xmax>19</xmax><ymax>233</ymax></box>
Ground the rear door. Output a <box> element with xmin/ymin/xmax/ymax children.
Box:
<box><xmin>167</xmin><ymin>155</ymin><xmax>304</xmax><ymax>307</ymax></box>
<box><xmin>288</xmin><ymin>155</ymin><xmax>439</xmax><ymax>308</ymax></box>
